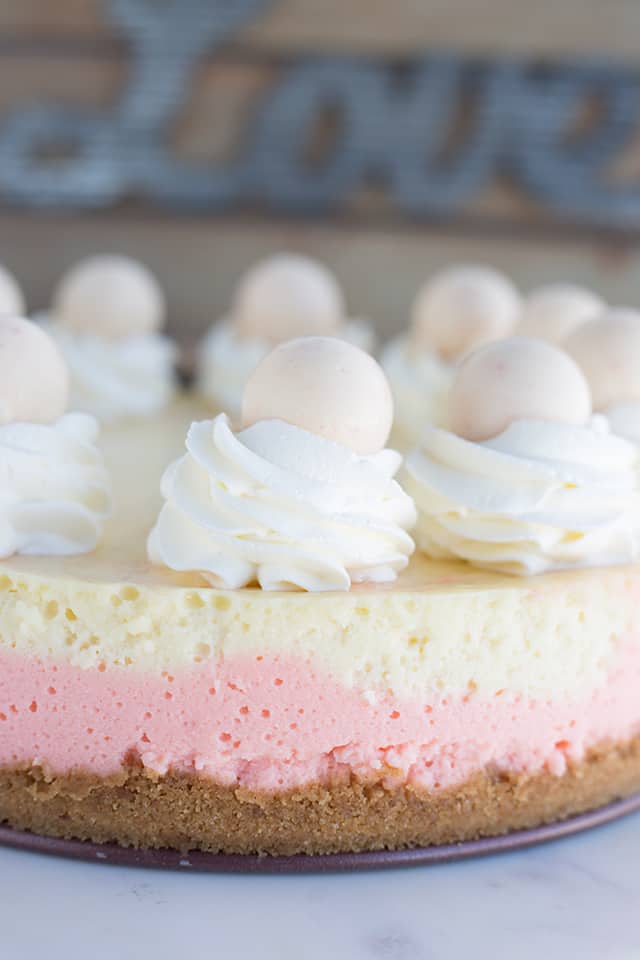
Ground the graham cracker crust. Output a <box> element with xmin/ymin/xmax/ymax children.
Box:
<box><xmin>2</xmin><ymin>735</ymin><xmax>640</xmax><ymax>855</ymax></box>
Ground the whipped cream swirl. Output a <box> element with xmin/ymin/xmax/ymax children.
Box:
<box><xmin>403</xmin><ymin>417</ymin><xmax>640</xmax><ymax>575</ymax></box>
<box><xmin>196</xmin><ymin>323</ymin><xmax>265</xmax><ymax>419</ymax></box>
<box><xmin>379</xmin><ymin>336</ymin><xmax>453</xmax><ymax>448</ymax></box>
<box><xmin>606</xmin><ymin>404</ymin><xmax>640</xmax><ymax>446</ymax></box>
<box><xmin>197</xmin><ymin>320</ymin><xmax>377</xmax><ymax>419</ymax></box>
<box><xmin>148</xmin><ymin>414</ymin><xmax>416</xmax><ymax>591</ymax></box>
<box><xmin>41</xmin><ymin>319</ymin><xmax>176</xmax><ymax>423</ymax></box>
<box><xmin>0</xmin><ymin>413</ymin><xmax>111</xmax><ymax>557</ymax></box>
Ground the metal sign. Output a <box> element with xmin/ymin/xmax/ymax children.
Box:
<box><xmin>0</xmin><ymin>0</ymin><xmax>638</xmax><ymax>226</ymax></box>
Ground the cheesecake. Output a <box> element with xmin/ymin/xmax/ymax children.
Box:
<box><xmin>1</xmin><ymin>393</ymin><xmax>640</xmax><ymax>854</ymax></box>
<box><xmin>2</xmin><ymin>321</ymin><xmax>640</xmax><ymax>858</ymax></box>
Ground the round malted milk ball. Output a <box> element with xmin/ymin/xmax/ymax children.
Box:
<box><xmin>232</xmin><ymin>254</ymin><xmax>344</xmax><ymax>344</ymax></box>
<box><xmin>53</xmin><ymin>254</ymin><xmax>165</xmax><ymax>340</ymax></box>
<box><xmin>242</xmin><ymin>336</ymin><xmax>393</xmax><ymax>454</ymax></box>
<box><xmin>0</xmin><ymin>316</ymin><xmax>68</xmax><ymax>424</ymax></box>
<box><xmin>449</xmin><ymin>337</ymin><xmax>592</xmax><ymax>442</ymax></box>
<box><xmin>518</xmin><ymin>284</ymin><xmax>604</xmax><ymax>344</ymax></box>
<box><xmin>410</xmin><ymin>265</ymin><xmax>521</xmax><ymax>361</ymax></box>
<box><xmin>0</xmin><ymin>265</ymin><xmax>25</xmax><ymax>317</ymax></box>
<box><xmin>565</xmin><ymin>308</ymin><xmax>640</xmax><ymax>410</ymax></box>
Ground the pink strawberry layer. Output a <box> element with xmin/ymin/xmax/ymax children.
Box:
<box><xmin>1</xmin><ymin>642</ymin><xmax>640</xmax><ymax>793</ymax></box>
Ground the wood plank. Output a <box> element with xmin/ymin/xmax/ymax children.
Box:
<box><xmin>0</xmin><ymin>210</ymin><xmax>636</xmax><ymax>342</ymax></box>
<box><xmin>244</xmin><ymin>0</ymin><xmax>640</xmax><ymax>60</ymax></box>
<box><xmin>0</xmin><ymin>54</ymin><xmax>119</xmax><ymax>111</ymax></box>
<box><xmin>0</xmin><ymin>2</ymin><xmax>104</xmax><ymax>36</ymax></box>
<box><xmin>0</xmin><ymin>0</ymin><xmax>639</xmax><ymax>60</ymax></box>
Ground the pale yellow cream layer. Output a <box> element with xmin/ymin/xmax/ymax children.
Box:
<box><xmin>0</xmin><ymin>397</ymin><xmax>637</xmax><ymax>700</ymax></box>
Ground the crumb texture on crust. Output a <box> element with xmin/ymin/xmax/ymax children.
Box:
<box><xmin>1</xmin><ymin>736</ymin><xmax>640</xmax><ymax>856</ymax></box>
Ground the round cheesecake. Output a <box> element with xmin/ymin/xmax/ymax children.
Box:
<box><xmin>0</xmin><ymin>398</ymin><xmax>639</xmax><ymax>855</ymax></box>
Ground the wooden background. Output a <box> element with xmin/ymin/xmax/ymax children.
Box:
<box><xmin>0</xmin><ymin>0</ymin><xmax>639</xmax><ymax>340</ymax></box>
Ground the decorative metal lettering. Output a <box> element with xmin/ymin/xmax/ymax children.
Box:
<box><xmin>0</xmin><ymin>0</ymin><xmax>638</xmax><ymax>226</ymax></box>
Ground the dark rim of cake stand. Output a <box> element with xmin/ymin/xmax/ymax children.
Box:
<box><xmin>1</xmin><ymin>792</ymin><xmax>639</xmax><ymax>874</ymax></box>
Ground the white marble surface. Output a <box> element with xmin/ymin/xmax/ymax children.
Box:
<box><xmin>0</xmin><ymin>814</ymin><xmax>639</xmax><ymax>960</ymax></box>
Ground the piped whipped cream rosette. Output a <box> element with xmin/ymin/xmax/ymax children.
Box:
<box><xmin>40</xmin><ymin>255</ymin><xmax>176</xmax><ymax>424</ymax></box>
<box><xmin>403</xmin><ymin>337</ymin><xmax>640</xmax><ymax>575</ymax></box>
<box><xmin>517</xmin><ymin>282</ymin><xmax>604</xmax><ymax>344</ymax></box>
<box><xmin>196</xmin><ymin>253</ymin><xmax>377</xmax><ymax>420</ymax></box>
<box><xmin>0</xmin><ymin>263</ymin><xmax>25</xmax><ymax>317</ymax></box>
<box><xmin>0</xmin><ymin>316</ymin><xmax>111</xmax><ymax>557</ymax></box>
<box><xmin>565</xmin><ymin>308</ymin><xmax>640</xmax><ymax>446</ymax></box>
<box><xmin>378</xmin><ymin>339</ymin><xmax>452</xmax><ymax>443</ymax></box>
<box><xmin>150</xmin><ymin>337</ymin><xmax>416</xmax><ymax>591</ymax></box>
<box><xmin>381</xmin><ymin>264</ymin><xmax>521</xmax><ymax>449</ymax></box>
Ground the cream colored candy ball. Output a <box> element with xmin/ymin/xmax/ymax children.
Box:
<box><xmin>565</xmin><ymin>308</ymin><xmax>640</xmax><ymax>410</ymax></box>
<box><xmin>411</xmin><ymin>265</ymin><xmax>521</xmax><ymax>360</ymax></box>
<box><xmin>0</xmin><ymin>265</ymin><xmax>25</xmax><ymax>317</ymax></box>
<box><xmin>242</xmin><ymin>336</ymin><xmax>393</xmax><ymax>454</ymax></box>
<box><xmin>232</xmin><ymin>254</ymin><xmax>344</xmax><ymax>344</ymax></box>
<box><xmin>518</xmin><ymin>284</ymin><xmax>604</xmax><ymax>344</ymax></box>
<box><xmin>0</xmin><ymin>316</ymin><xmax>69</xmax><ymax>425</ymax></box>
<box><xmin>53</xmin><ymin>254</ymin><xmax>165</xmax><ymax>340</ymax></box>
<box><xmin>449</xmin><ymin>337</ymin><xmax>592</xmax><ymax>442</ymax></box>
